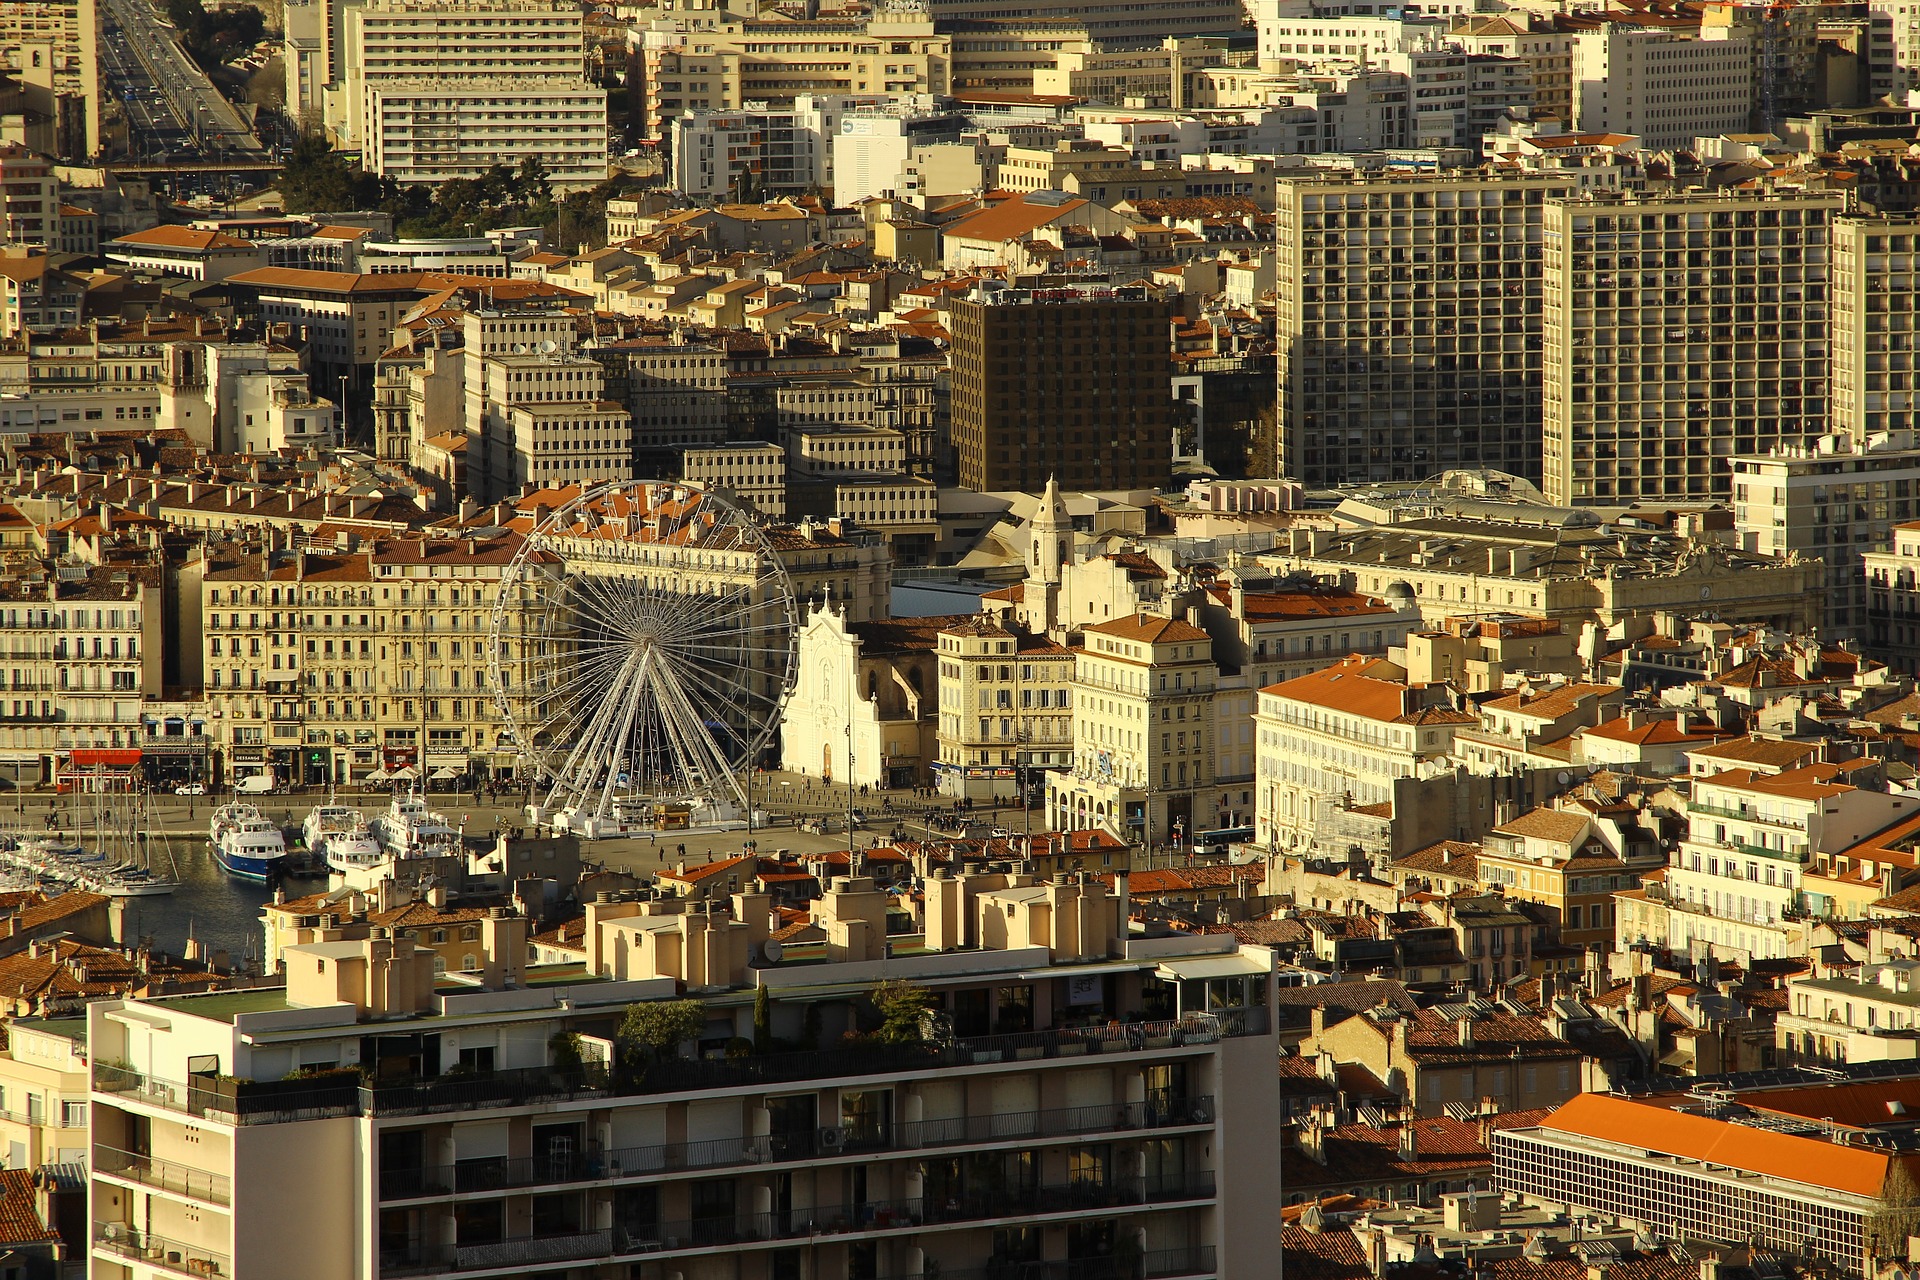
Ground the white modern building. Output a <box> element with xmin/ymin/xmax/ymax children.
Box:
<box><xmin>336</xmin><ymin>0</ymin><xmax>607</xmax><ymax>188</ymax></box>
<box><xmin>86</xmin><ymin>883</ymin><xmax>1281</xmax><ymax>1280</ymax></box>
<box><xmin>1567</xmin><ymin>26</ymin><xmax>1754</xmax><ymax>152</ymax></box>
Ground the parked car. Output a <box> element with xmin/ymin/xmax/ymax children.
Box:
<box><xmin>174</xmin><ymin>782</ymin><xmax>206</xmax><ymax>796</ymax></box>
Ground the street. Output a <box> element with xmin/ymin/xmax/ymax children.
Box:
<box><xmin>100</xmin><ymin>0</ymin><xmax>265</xmax><ymax>160</ymax></box>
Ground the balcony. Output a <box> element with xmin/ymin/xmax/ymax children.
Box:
<box><xmin>93</xmin><ymin>1064</ymin><xmax>361</xmax><ymax>1125</ymax></box>
<box><xmin>95</xmin><ymin>1144</ymin><xmax>233</xmax><ymax>1206</ymax></box>
<box><xmin>382</xmin><ymin>1175</ymin><xmax>1216</xmax><ymax>1275</ymax></box>
<box><xmin>379</xmin><ymin>1095</ymin><xmax>1217</xmax><ymax>1200</ymax></box>
<box><xmin>92</xmin><ymin>1223</ymin><xmax>232</xmax><ymax>1278</ymax></box>
<box><xmin>883</xmin><ymin>1248</ymin><xmax>1218</xmax><ymax>1280</ymax></box>
<box><xmin>1688</xmin><ymin>801</ymin><xmax>1805</xmax><ymax>831</ymax></box>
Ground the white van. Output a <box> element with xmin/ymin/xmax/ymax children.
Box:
<box><xmin>234</xmin><ymin>774</ymin><xmax>276</xmax><ymax>794</ymax></box>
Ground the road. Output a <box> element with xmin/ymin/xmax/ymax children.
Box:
<box><xmin>101</xmin><ymin>0</ymin><xmax>265</xmax><ymax>158</ymax></box>
<box><xmin>97</xmin><ymin>6</ymin><xmax>196</xmax><ymax>162</ymax></box>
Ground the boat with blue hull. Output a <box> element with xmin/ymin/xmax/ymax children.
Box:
<box><xmin>209</xmin><ymin>803</ymin><xmax>288</xmax><ymax>883</ymax></box>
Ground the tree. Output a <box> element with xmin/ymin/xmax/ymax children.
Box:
<box><xmin>753</xmin><ymin>984</ymin><xmax>773</xmax><ymax>1055</ymax></box>
<box><xmin>1870</xmin><ymin>1159</ymin><xmax>1920</xmax><ymax>1259</ymax></box>
<box><xmin>618</xmin><ymin>999</ymin><xmax>707</xmax><ymax>1066</ymax></box>
<box><xmin>870</xmin><ymin>979</ymin><xmax>934</xmax><ymax>1046</ymax></box>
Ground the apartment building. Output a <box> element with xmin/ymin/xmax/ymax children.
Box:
<box><xmin>950</xmin><ymin>286</ymin><xmax>1174</xmax><ymax>493</ymax></box>
<box><xmin>1496</xmin><ymin>1082</ymin><xmax>1918</xmax><ymax>1270</ymax></box>
<box><xmin>931</xmin><ymin>0</ymin><xmax>1243</xmax><ymax>45</ymax></box>
<box><xmin>1451</xmin><ymin>17</ymin><xmax>1573</xmax><ymax>124</ymax></box>
<box><xmin>0</xmin><ymin>1014</ymin><xmax>87</xmax><ymax>1171</ymax></box>
<box><xmin>362</xmin><ymin>79</ymin><xmax>609</xmax><ymax>189</ymax></box>
<box><xmin>1272</xmin><ymin>173</ymin><xmax>1589</xmax><ymax>489</ymax></box>
<box><xmin>934</xmin><ymin>617</ymin><xmax>1074</xmax><ymax>802</ymax></box>
<box><xmin>0</xmin><ymin>0</ymin><xmax>97</xmax><ymax>159</ymax></box>
<box><xmin>86</xmin><ymin>878</ymin><xmax>1280</xmax><ymax>1280</ymax></box>
<box><xmin>1567</xmin><ymin>27</ymin><xmax>1753</xmax><ymax>152</ymax></box>
<box><xmin>1863</xmin><ymin>0</ymin><xmax>1918</xmax><ymax>100</ymax></box>
<box><xmin>1777</xmin><ymin>962</ymin><xmax>1920</xmax><ymax>1067</ymax></box>
<box><xmin>586</xmin><ymin>337</ymin><xmax>728</xmax><ymax>461</ymax></box>
<box><xmin>1864</xmin><ymin>519</ymin><xmax>1920</xmax><ymax>671</ymax></box>
<box><xmin>1258</xmin><ymin>520</ymin><xmax>1823</xmax><ymax>634</ymax></box>
<box><xmin>1541</xmin><ymin>188</ymin><xmax>1842</xmax><ymax>506</ymax></box>
<box><xmin>1475</xmin><ymin>806</ymin><xmax>1648</xmax><ymax>950</ymax></box>
<box><xmin>0</xmin><ymin>142</ymin><xmax>57</xmax><ymax>246</ymax></box>
<box><xmin>1831</xmin><ymin>213</ymin><xmax>1920</xmax><ymax>441</ymax></box>
<box><xmin>0</xmin><ymin>249</ymin><xmax>82</xmax><ymax>336</ymax></box>
<box><xmin>639</xmin><ymin>12</ymin><xmax>951</xmax><ymax>143</ymax></box>
<box><xmin>1733</xmin><ymin>431</ymin><xmax>1920</xmax><ymax>643</ymax></box>
<box><xmin>1048</xmin><ymin>614</ymin><xmax>1227</xmax><ymax>846</ymax></box>
<box><xmin>1666</xmin><ymin>759</ymin><xmax>1911</xmax><ymax>960</ymax></box>
<box><xmin>0</xmin><ymin>563</ymin><xmax>165</xmax><ymax>785</ymax></box>
<box><xmin>335</xmin><ymin>0</ymin><xmax>606</xmax><ymax>187</ymax></box>
<box><xmin>680</xmin><ymin>442</ymin><xmax>786</xmax><ymax>517</ymax></box>
<box><xmin>186</xmin><ymin>530</ymin><xmax>560</xmax><ymax>788</ymax></box>
<box><xmin>1253</xmin><ymin>655</ymin><xmax>1475</xmax><ymax>852</ymax></box>
<box><xmin>668</xmin><ymin>97</ymin><xmax>872</xmax><ymax>201</ymax></box>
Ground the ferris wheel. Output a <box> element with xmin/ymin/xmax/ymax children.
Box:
<box><xmin>487</xmin><ymin>481</ymin><xmax>800</xmax><ymax>839</ymax></box>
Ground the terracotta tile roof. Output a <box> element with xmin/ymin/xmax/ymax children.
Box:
<box><xmin>941</xmin><ymin>194</ymin><xmax>1092</xmax><ymax>244</ymax></box>
<box><xmin>1481</xmin><ymin>682</ymin><xmax>1621</xmax><ymax>719</ymax></box>
<box><xmin>110</xmin><ymin>224</ymin><xmax>257</xmax><ymax>252</ymax></box>
<box><xmin>1281</xmin><ymin>1220</ymin><xmax>1373</xmax><ymax>1280</ymax></box>
<box><xmin>1085</xmin><ymin>613</ymin><xmax>1211</xmax><ymax>646</ymax></box>
<box><xmin>658</xmin><ymin>855</ymin><xmax>753</xmax><ymax>884</ymax></box>
<box><xmin>1583</xmin><ymin>714</ymin><xmax>1734</xmax><ymax>746</ymax></box>
<box><xmin>1490</xmin><ymin>808</ymin><xmax>1592</xmax><ymax>845</ymax></box>
<box><xmin>1392</xmin><ymin>840</ymin><xmax>1482</xmax><ymax>877</ymax></box>
<box><xmin>1688</xmin><ymin>737</ymin><xmax>1822</xmax><ymax>770</ymax></box>
<box><xmin>0</xmin><ymin>1169</ymin><xmax>58</xmax><ymax>1244</ymax></box>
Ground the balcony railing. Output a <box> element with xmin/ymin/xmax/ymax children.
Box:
<box><xmin>362</xmin><ymin>1062</ymin><xmax>611</xmax><ymax>1119</ymax></box>
<box><xmin>381</xmin><ymin>1176</ymin><xmax>1215</xmax><ymax>1275</ymax></box>
<box><xmin>106</xmin><ymin>1016</ymin><xmax>1262</xmax><ymax>1130</ymax></box>
<box><xmin>93</xmin><ymin>1064</ymin><xmax>361</xmax><ymax>1125</ymax></box>
<box><xmin>95</xmin><ymin>1144</ymin><xmax>234</xmax><ymax>1206</ymax></box>
<box><xmin>92</xmin><ymin>1222</ymin><xmax>232</xmax><ymax>1278</ymax></box>
<box><xmin>379</xmin><ymin>1095</ymin><xmax>1217</xmax><ymax>1200</ymax></box>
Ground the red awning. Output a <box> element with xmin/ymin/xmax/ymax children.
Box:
<box><xmin>68</xmin><ymin>749</ymin><xmax>142</xmax><ymax>767</ymax></box>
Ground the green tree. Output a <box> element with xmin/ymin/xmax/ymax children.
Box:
<box><xmin>618</xmin><ymin>999</ymin><xmax>707</xmax><ymax>1067</ymax></box>
<box><xmin>870</xmin><ymin>979</ymin><xmax>934</xmax><ymax>1046</ymax></box>
<box><xmin>753</xmin><ymin>984</ymin><xmax>773</xmax><ymax>1055</ymax></box>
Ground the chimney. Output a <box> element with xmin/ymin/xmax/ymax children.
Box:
<box><xmin>1458</xmin><ymin>1013</ymin><xmax>1474</xmax><ymax>1048</ymax></box>
<box><xmin>1399</xmin><ymin>1123</ymin><xmax>1418</xmax><ymax>1163</ymax></box>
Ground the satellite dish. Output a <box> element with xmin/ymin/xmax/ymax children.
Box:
<box><xmin>513</xmin><ymin>342</ymin><xmax>529</xmax><ymax>354</ymax></box>
<box><xmin>1557</xmin><ymin>771</ymin><xmax>1572</xmax><ymax>785</ymax></box>
<box><xmin>540</xmin><ymin>339</ymin><xmax>558</xmax><ymax>354</ymax></box>
<box><xmin>761</xmin><ymin>939</ymin><xmax>784</xmax><ymax>963</ymax></box>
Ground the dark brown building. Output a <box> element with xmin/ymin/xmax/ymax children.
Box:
<box><xmin>949</xmin><ymin>287</ymin><xmax>1174</xmax><ymax>491</ymax></box>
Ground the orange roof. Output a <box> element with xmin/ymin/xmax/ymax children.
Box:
<box><xmin>1085</xmin><ymin>614</ymin><xmax>1210</xmax><ymax>646</ymax></box>
<box><xmin>1539</xmin><ymin>1091</ymin><xmax>1895</xmax><ymax>1198</ymax></box>
<box><xmin>1262</xmin><ymin>655</ymin><xmax>1473</xmax><ymax>727</ymax></box>
<box><xmin>110</xmin><ymin>223</ymin><xmax>257</xmax><ymax>252</ymax></box>
<box><xmin>1481</xmin><ymin>682</ymin><xmax>1620</xmax><ymax>719</ymax></box>
<box><xmin>942</xmin><ymin>194</ymin><xmax>1092</xmax><ymax>245</ymax></box>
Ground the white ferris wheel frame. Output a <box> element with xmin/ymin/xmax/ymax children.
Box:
<box><xmin>485</xmin><ymin>480</ymin><xmax>800</xmax><ymax>825</ymax></box>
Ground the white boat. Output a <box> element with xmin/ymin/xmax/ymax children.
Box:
<box><xmin>302</xmin><ymin>803</ymin><xmax>365</xmax><ymax>853</ymax></box>
<box><xmin>211</xmin><ymin>806</ymin><xmax>288</xmax><ymax>883</ymax></box>
<box><xmin>323</xmin><ymin>819</ymin><xmax>386</xmax><ymax>873</ymax></box>
<box><xmin>369</xmin><ymin>791</ymin><xmax>462</xmax><ymax>859</ymax></box>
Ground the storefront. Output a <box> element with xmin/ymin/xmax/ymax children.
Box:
<box><xmin>57</xmin><ymin>748</ymin><xmax>142</xmax><ymax>793</ymax></box>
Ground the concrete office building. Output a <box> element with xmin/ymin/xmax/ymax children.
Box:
<box><xmin>85</xmin><ymin>878</ymin><xmax>1280</xmax><ymax>1280</ymax></box>
<box><xmin>1542</xmin><ymin>188</ymin><xmax>1842</xmax><ymax>507</ymax></box>
<box><xmin>949</xmin><ymin>285</ymin><xmax>1174</xmax><ymax>493</ymax></box>
<box><xmin>1273</xmin><ymin>172</ymin><xmax>1590</xmax><ymax>489</ymax></box>
<box><xmin>1567</xmin><ymin>27</ymin><xmax>1754</xmax><ymax>153</ymax></box>
<box><xmin>336</xmin><ymin>0</ymin><xmax>606</xmax><ymax>187</ymax></box>
<box><xmin>1497</xmin><ymin>1078</ymin><xmax>1920</xmax><ymax>1270</ymax></box>
<box><xmin>1832</xmin><ymin>213</ymin><xmax>1920</xmax><ymax>441</ymax></box>
<box><xmin>1732</xmin><ymin>431</ymin><xmax>1920</xmax><ymax>642</ymax></box>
